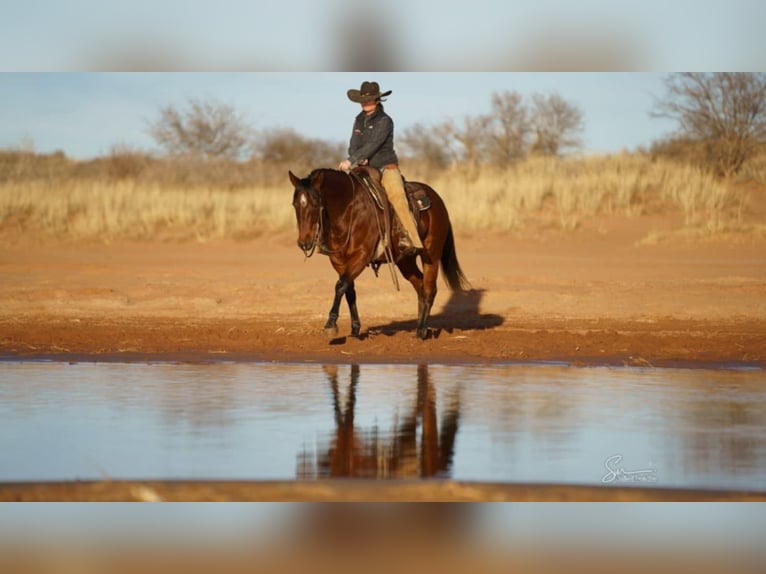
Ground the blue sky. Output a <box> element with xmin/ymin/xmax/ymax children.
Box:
<box><xmin>1</xmin><ymin>73</ymin><xmax>678</xmax><ymax>159</ymax></box>
<box><xmin>2</xmin><ymin>1</ymin><xmax>763</xmax><ymax>159</ymax></box>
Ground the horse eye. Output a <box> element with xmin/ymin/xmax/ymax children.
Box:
<box><xmin>300</xmin><ymin>193</ymin><xmax>308</xmax><ymax>207</ymax></box>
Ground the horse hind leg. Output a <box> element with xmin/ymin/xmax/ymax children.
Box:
<box><xmin>396</xmin><ymin>256</ymin><xmax>428</xmax><ymax>339</ymax></box>
<box><xmin>416</xmin><ymin>261</ymin><xmax>440</xmax><ymax>340</ymax></box>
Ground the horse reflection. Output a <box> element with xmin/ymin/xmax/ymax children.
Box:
<box><xmin>297</xmin><ymin>364</ymin><xmax>460</xmax><ymax>479</ymax></box>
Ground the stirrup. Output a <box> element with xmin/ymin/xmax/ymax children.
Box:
<box><xmin>396</xmin><ymin>224</ymin><xmax>422</xmax><ymax>255</ymax></box>
<box><xmin>398</xmin><ymin>238</ymin><xmax>421</xmax><ymax>257</ymax></box>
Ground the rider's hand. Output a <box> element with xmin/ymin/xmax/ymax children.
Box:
<box><xmin>339</xmin><ymin>159</ymin><xmax>352</xmax><ymax>171</ymax></box>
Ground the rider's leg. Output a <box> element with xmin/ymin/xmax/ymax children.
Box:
<box><xmin>382</xmin><ymin>165</ymin><xmax>423</xmax><ymax>250</ymax></box>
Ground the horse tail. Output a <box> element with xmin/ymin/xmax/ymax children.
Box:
<box><xmin>441</xmin><ymin>224</ymin><xmax>471</xmax><ymax>292</ymax></box>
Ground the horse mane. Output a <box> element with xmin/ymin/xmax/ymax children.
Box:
<box><xmin>307</xmin><ymin>167</ymin><xmax>342</xmax><ymax>179</ymax></box>
<box><xmin>306</xmin><ymin>168</ymin><xmax>325</xmax><ymax>181</ymax></box>
<box><xmin>301</xmin><ymin>167</ymin><xmax>345</xmax><ymax>188</ymax></box>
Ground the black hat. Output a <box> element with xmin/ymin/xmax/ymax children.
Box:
<box><xmin>347</xmin><ymin>81</ymin><xmax>392</xmax><ymax>103</ymax></box>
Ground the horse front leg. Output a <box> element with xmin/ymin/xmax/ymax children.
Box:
<box><xmin>325</xmin><ymin>277</ymin><xmax>348</xmax><ymax>337</ymax></box>
<box><xmin>344</xmin><ymin>280</ymin><xmax>361</xmax><ymax>338</ymax></box>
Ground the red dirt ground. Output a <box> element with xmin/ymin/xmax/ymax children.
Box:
<box><xmin>2</xmin><ymin>216</ymin><xmax>764</xmax><ymax>368</ymax></box>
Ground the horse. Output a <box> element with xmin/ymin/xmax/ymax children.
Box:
<box><xmin>289</xmin><ymin>167</ymin><xmax>469</xmax><ymax>340</ymax></box>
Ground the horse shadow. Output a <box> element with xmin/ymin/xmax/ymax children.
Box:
<box><xmin>368</xmin><ymin>288</ymin><xmax>504</xmax><ymax>339</ymax></box>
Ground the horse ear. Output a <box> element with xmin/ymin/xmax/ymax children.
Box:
<box><xmin>310</xmin><ymin>170</ymin><xmax>324</xmax><ymax>190</ymax></box>
<box><xmin>288</xmin><ymin>170</ymin><xmax>301</xmax><ymax>188</ymax></box>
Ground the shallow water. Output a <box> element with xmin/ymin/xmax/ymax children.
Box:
<box><xmin>0</xmin><ymin>361</ymin><xmax>764</xmax><ymax>490</ymax></box>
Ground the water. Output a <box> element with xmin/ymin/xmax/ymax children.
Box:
<box><xmin>1</xmin><ymin>361</ymin><xmax>764</xmax><ymax>491</ymax></box>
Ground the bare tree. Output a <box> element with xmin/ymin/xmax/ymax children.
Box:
<box><xmin>454</xmin><ymin>115</ymin><xmax>492</xmax><ymax>168</ymax></box>
<box><xmin>401</xmin><ymin>115</ymin><xmax>494</xmax><ymax>172</ymax></box>
<box><xmin>399</xmin><ymin>89</ymin><xmax>585</xmax><ymax>173</ymax></box>
<box><xmin>653</xmin><ymin>73</ymin><xmax>766</xmax><ymax>176</ymax></box>
<box><xmin>399</xmin><ymin>120</ymin><xmax>456</xmax><ymax>169</ymax></box>
<box><xmin>253</xmin><ymin>127</ymin><xmax>343</xmax><ymax>169</ymax></box>
<box><xmin>486</xmin><ymin>91</ymin><xmax>531</xmax><ymax>164</ymax></box>
<box><xmin>529</xmin><ymin>92</ymin><xmax>584</xmax><ymax>156</ymax></box>
<box><xmin>147</xmin><ymin>98</ymin><xmax>253</xmax><ymax>160</ymax></box>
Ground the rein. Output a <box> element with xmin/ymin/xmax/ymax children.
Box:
<box><xmin>301</xmin><ymin>172</ymin><xmax>355</xmax><ymax>259</ymax></box>
<box><xmin>302</xmin><ymin>219</ymin><xmax>320</xmax><ymax>259</ymax></box>
<box><xmin>349</xmin><ymin>170</ymin><xmax>400</xmax><ymax>291</ymax></box>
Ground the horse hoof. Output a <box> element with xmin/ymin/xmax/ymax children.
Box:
<box><xmin>324</xmin><ymin>325</ymin><xmax>339</xmax><ymax>338</ymax></box>
<box><xmin>416</xmin><ymin>328</ymin><xmax>429</xmax><ymax>340</ymax></box>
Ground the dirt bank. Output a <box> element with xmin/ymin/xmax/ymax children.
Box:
<box><xmin>2</xmin><ymin>222</ymin><xmax>765</xmax><ymax>367</ymax></box>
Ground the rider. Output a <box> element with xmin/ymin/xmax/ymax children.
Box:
<box><xmin>338</xmin><ymin>81</ymin><xmax>423</xmax><ymax>254</ymax></box>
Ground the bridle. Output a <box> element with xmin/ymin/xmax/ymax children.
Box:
<box><xmin>296</xmin><ymin>183</ymin><xmax>322</xmax><ymax>259</ymax></box>
<box><xmin>297</xmin><ymin>172</ymin><xmax>356</xmax><ymax>259</ymax></box>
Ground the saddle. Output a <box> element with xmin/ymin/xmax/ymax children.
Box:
<box><xmin>351</xmin><ymin>167</ymin><xmax>432</xmax><ymax>281</ymax></box>
<box><xmin>351</xmin><ymin>166</ymin><xmax>432</xmax><ymax>216</ymax></box>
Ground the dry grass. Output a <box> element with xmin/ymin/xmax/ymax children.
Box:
<box><xmin>418</xmin><ymin>154</ymin><xmax>749</xmax><ymax>234</ymax></box>
<box><xmin>0</xmin><ymin>179</ymin><xmax>295</xmax><ymax>242</ymax></box>
<box><xmin>739</xmin><ymin>153</ymin><xmax>766</xmax><ymax>186</ymax></box>
<box><xmin>0</xmin><ymin>152</ymin><xmax>760</xmax><ymax>243</ymax></box>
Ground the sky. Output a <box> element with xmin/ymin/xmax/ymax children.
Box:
<box><xmin>2</xmin><ymin>1</ymin><xmax>764</xmax><ymax>71</ymax></box>
<box><xmin>1</xmin><ymin>73</ymin><xmax>679</xmax><ymax>159</ymax></box>
<box><xmin>2</xmin><ymin>1</ymin><xmax>763</xmax><ymax>160</ymax></box>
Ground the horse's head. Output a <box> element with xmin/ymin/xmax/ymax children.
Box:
<box><xmin>289</xmin><ymin>170</ymin><xmax>324</xmax><ymax>256</ymax></box>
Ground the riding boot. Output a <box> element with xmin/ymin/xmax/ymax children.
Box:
<box><xmin>382</xmin><ymin>166</ymin><xmax>423</xmax><ymax>253</ymax></box>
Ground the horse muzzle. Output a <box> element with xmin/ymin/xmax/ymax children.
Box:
<box><xmin>297</xmin><ymin>238</ymin><xmax>315</xmax><ymax>253</ymax></box>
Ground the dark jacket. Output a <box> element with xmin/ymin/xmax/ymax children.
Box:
<box><xmin>347</xmin><ymin>105</ymin><xmax>398</xmax><ymax>170</ymax></box>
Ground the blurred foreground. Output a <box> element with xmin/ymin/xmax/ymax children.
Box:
<box><xmin>2</xmin><ymin>0</ymin><xmax>763</xmax><ymax>71</ymax></box>
<box><xmin>1</xmin><ymin>505</ymin><xmax>764</xmax><ymax>574</ymax></box>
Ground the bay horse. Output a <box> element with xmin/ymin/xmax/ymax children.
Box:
<box><xmin>289</xmin><ymin>167</ymin><xmax>469</xmax><ymax>340</ymax></box>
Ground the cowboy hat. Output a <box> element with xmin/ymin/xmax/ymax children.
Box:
<box><xmin>347</xmin><ymin>81</ymin><xmax>392</xmax><ymax>103</ymax></box>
